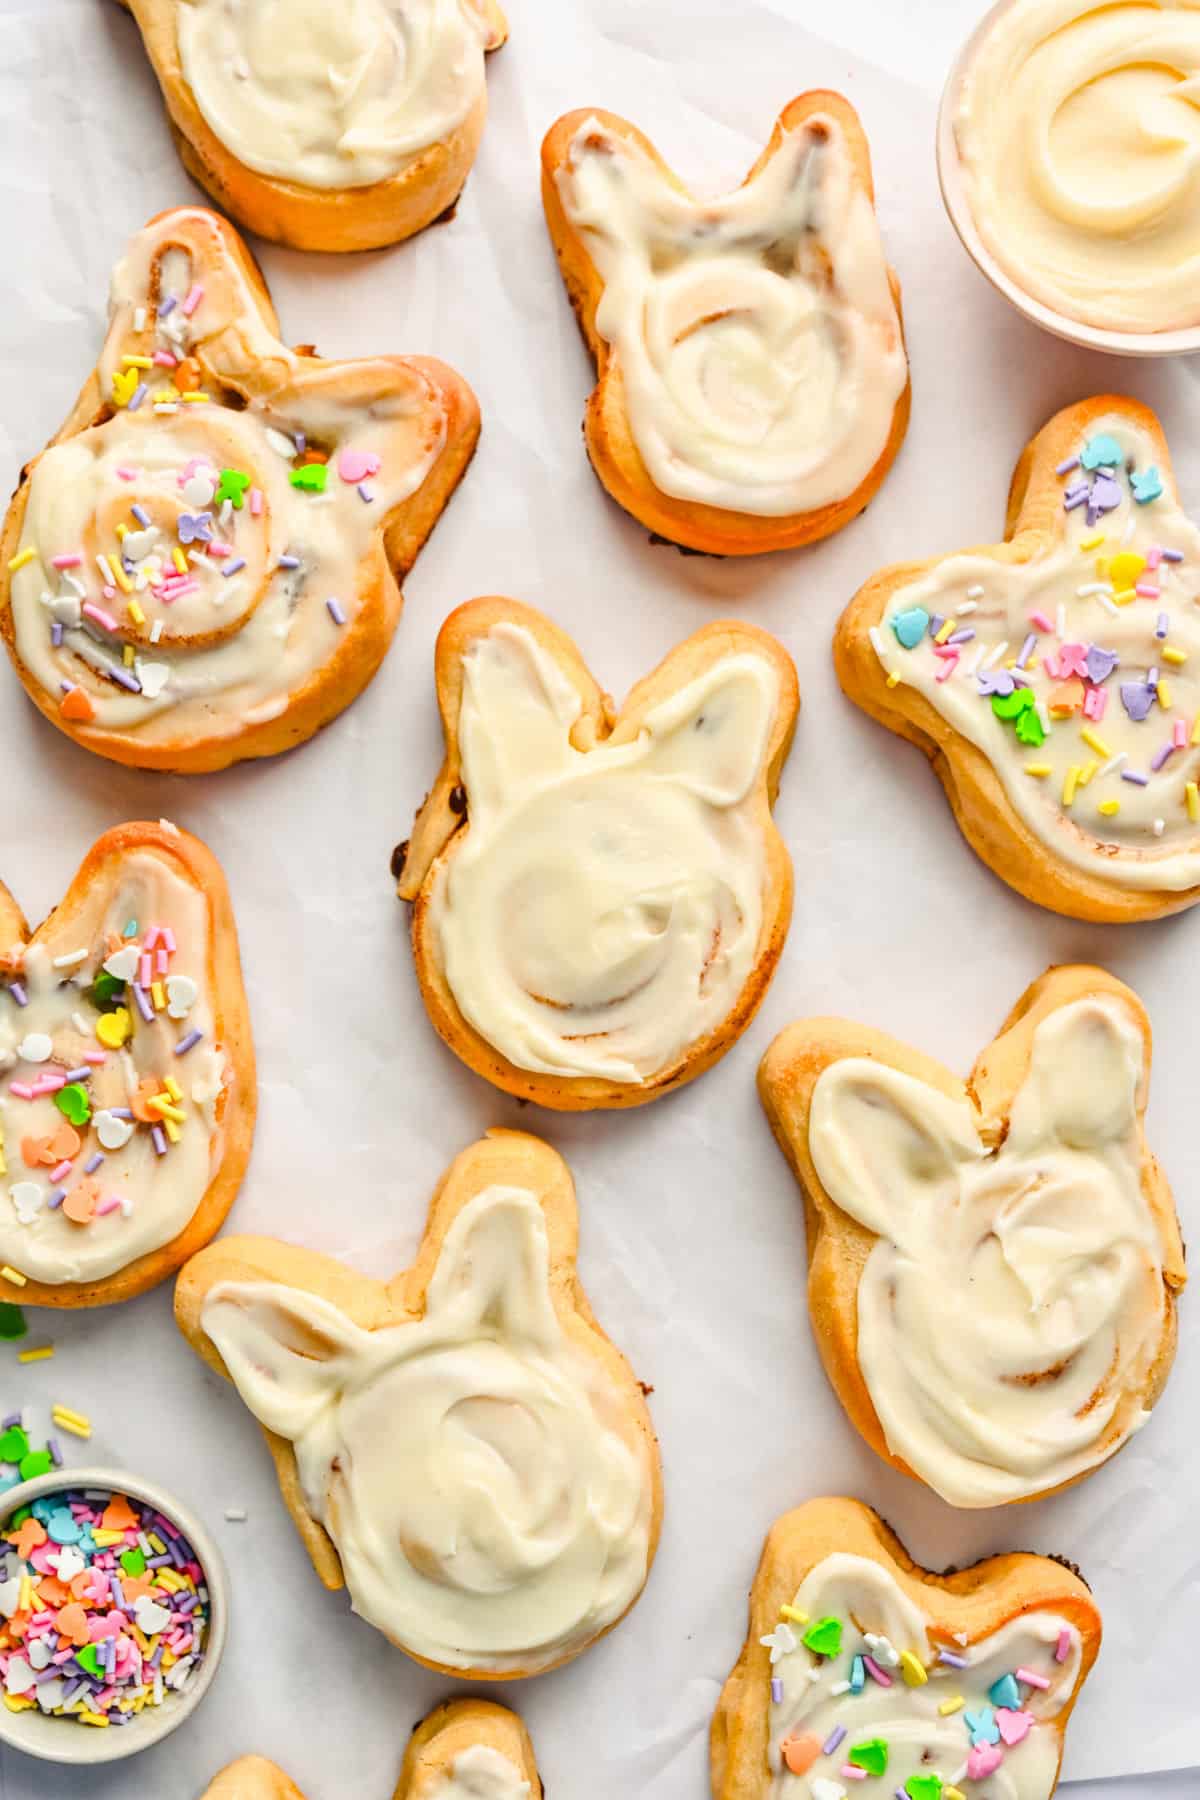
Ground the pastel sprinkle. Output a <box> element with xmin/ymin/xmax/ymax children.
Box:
<box><xmin>1016</xmin><ymin>1667</ymin><xmax>1051</xmax><ymax>1690</ymax></box>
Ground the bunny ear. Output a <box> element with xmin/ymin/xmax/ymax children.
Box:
<box><xmin>202</xmin><ymin>1282</ymin><xmax>371</xmax><ymax>1445</ymax></box>
<box><xmin>808</xmin><ymin>1060</ymin><xmax>980</xmax><ymax>1242</ymax></box>
<box><xmin>457</xmin><ymin>624</ymin><xmax>583</xmax><ymax>820</ymax></box>
<box><xmin>1009</xmin><ymin>996</ymin><xmax>1145</xmax><ymax>1153</ymax></box>
<box><xmin>643</xmin><ymin>654</ymin><xmax>778</xmax><ymax>806</ymax></box>
<box><xmin>425</xmin><ymin>1187</ymin><xmax>560</xmax><ymax>1347</ymax></box>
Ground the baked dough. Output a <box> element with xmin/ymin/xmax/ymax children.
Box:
<box><xmin>119</xmin><ymin>0</ymin><xmax>508</xmax><ymax>253</ymax></box>
<box><xmin>0</xmin><ymin>206</ymin><xmax>479</xmax><ymax>772</ymax></box>
<box><xmin>397</xmin><ymin>597</ymin><xmax>798</xmax><ymax>1107</ymax></box>
<box><xmin>541</xmin><ymin>94</ymin><xmax>909</xmax><ymax>554</ymax></box>
<box><xmin>836</xmin><ymin>395</ymin><xmax>1200</xmax><ymax>920</ymax></box>
<box><xmin>759</xmin><ymin>965</ymin><xmax>1185</xmax><ymax>1508</ymax></box>
<box><xmin>0</xmin><ymin>820</ymin><xmax>254</xmax><ymax>1307</ymax></box>
<box><xmin>713</xmin><ymin>1496</ymin><xmax>1100</xmax><ymax>1800</ymax></box>
<box><xmin>202</xmin><ymin>1699</ymin><xmax>541</xmax><ymax>1799</ymax></box>
<box><xmin>176</xmin><ymin>1128</ymin><xmax>662</xmax><ymax>1678</ymax></box>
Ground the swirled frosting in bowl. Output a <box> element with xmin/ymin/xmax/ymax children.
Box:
<box><xmin>808</xmin><ymin>995</ymin><xmax>1171</xmax><ymax>1507</ymax></box>
<box><xmin>555</xmin><ymin>113</ymin><xmax>906</xmax><ymax>517</ymax></box>
<box><xmin>953</xmin><ymin>0</ymin><xmax>1200</xmax><ymax>333</ymax></box>
<box><xmin>175</xmin><ymin>0</ymin><xmax>498</xmax><ymax>190</ymax></box>
<box><xmin>202</xmin><ymin>1185</ymin><xmax>655</xmax><ymax>1673</ymax></box>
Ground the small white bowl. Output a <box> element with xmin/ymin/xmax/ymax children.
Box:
<box><xmin>936</xmin><ymin>0</ymin><xmax>1200</xmax><ymax>358</ymax></box>
<box><xmin>0</xmin><ymin>1466</ymin><xmax>228</xmax><ymax>1765</ymax></box>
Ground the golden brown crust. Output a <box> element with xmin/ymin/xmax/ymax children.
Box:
<box><xmin>0</xmin><ymin>206</ymin><xmax>481</xmax><ymax>773</ymax></box>
<box><xmin>758</xmin><ymin>964</ymin><xmax>1186</xmax><ymax>1504</ymax></box>
<box><xmin>201</xmin><ymin>1700</ymin><xmax>542</xmax><ymax>1800</ymax></box>
<box><xmin>396</xmin><ymin>596</ymin><xmax>799</xmax><ymax>1109</ymax></box>
<box><xmin>540</xmin><ymin>93</ymin><xmax>910</xmax><ymax>556</ymax></box>
<box><xmin>175</xmin><ymin>1127</ymin><xmax>664</xmax><ymax>1679</ymax></box>
<box><xmin>0</xmin><ymin>820</ymin><xmax>256</xmax><ymax>1308</ymax></box>
<box><xmin>834</xmin><ymin>394</ymin><xmax>1199</xmax><ymax>920</ymax></box>
<box><xmin>711</xmin><ymin>1496</ymin><xmax>1102</xmax><ymax>1800</ymax></box>
<box><xmin>119</xmin><ymin>0</ymin><xmax>508</xmax><ymax>253</ymax></box>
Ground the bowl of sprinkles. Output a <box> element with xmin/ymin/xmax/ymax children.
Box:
<box><xmin>0</xmin><ymin>1456</ymin><xmax>227</xmax><ymax>1763</ymax></box>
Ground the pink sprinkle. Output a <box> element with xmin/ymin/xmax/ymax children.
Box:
<box><xmin>83</xmin><ymin>1051</ymin><xmax>106</xmax><ymax>1065</ymax></box>
<box><xmin>51</xmin><ymin>553</ymin><xmax>82</xmax><ymax>570</ymax></box>
<box><xmin>102</xmin><ymin>585</ymin><xmax>117</xmax><ymax>601</ymax></box>
<box><xmin>1147</xmin><ymin>547</ymin><xmax>1163</xmax><ymax>570</ymax></box>
<box><xmin>967</xmin><ymin>1744</ymin><xmax>1004</xmax><ymax>1780</ymax></box>
<box><xmin>1055</xmin><ymin>1629</ymin><xmax>1071</xmax><ymax>1663</ymax></box>
<box><xmin>1136</xmin><ymin>582</ymin><xmax>1161</xmax><ymax>599</ymax></box>
<box><xmin>182</xmin><ymin>283</ymin><xmax>204</xmax><ymax>316</ymax></box>
<box><xmin>116</xmin><ymin>466</ymin><xmax>139</xmax><ymax>482</ymax></box>
<box><xmin>82</xmin><ymin>602</ymin><xmax>119</xmax><ymax>633</ymax></box>
<box><xmin>935</xmin><ymin>653</ymin><xmax>959</xmax><ymax>682</ymax></box>
<box><xmin>48</xmin><ymin>1160</ymin><xmax>72</xmax><ymax>1183</ymax></box>
<box><xmin>179</xmin><ymin>457</ymin><xmax>212</xmax><ymax>484</ymax></box>
<box><xmin>1017</xmin><ymin>1666</ymin><xmax>1051</xmax><ymax>1690</ymax></box>
<box><xmin>1029</xmin><ymin>611</ymin><xmax>1053</xmax><ymax>633</ymax></box>
<box><xmin>139</xmin><ymin>952</ymin><xmax>152</xmax><ymax>989</ymax></box>
<box><xmin>155</xmin><ymin>948</ymin><xmax>169</xmax><ymax>976</ymax></box>
<box><xmin>1175</xmin><ymin>718</ymin><xmax>1188</xmax><ymax>748</ymax></box>
<box><xmin>932</xmin><ymin>642</ymin><xmax>959</xmax><ymax>659</ymax></box>
<box><xmin>249</xmin><ymin>487</ymin><xmax>263</xmax><ymax>516</ymax></box>
<box><xmin>840</xmin><ymin>1768</ymin><xmax>868</xmax><ymax>1783</ymax></box>
<box><xmin>862</xmin><ymin>1655</ymin><xmax>893</xmax><ymax>1687</ymax></box>
<box><xmin>337</xmin><ymin>448</ymin><xmax>381</xmax><ymax>484</ymax></box>
<box><xmin>143</xmin><ymin>926</ymin><xmax>161</xmax><ymax>950</ymax></box>
<box><xmin>152</xmin><ymin>349</ymin><xmax>178</xmax><ymax>368</ymax></box>
<box><xmin>1082</xmin><ymin>686</ymin><xmax>1108</xmax><ymax>721</ymax></box>
<box><xmin>207</xmin><ymin>541</ymin><xmax>233</xmax><ymax>559</ymax></box>
<box><xmin>95</xmin><ymin>1195</ymin><xmax>123</xmax><ymax>1217</ymax></box>
<box><xmin>9</xmin><ymin>1083</ymin><xmax>33</xmax><ymax>1101</ymax></box>
<box><xmin>162</xmin><ymin>927</ymin><xmax>177</xmax><ymax>954</ymax></box>
<box><xmin>31</xmin><ymin>1075</ymin><xmax>65</xmax><ymax>1096</ymax></box>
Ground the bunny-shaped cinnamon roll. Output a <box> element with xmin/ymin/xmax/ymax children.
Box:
<box><xmin>759</xmin><ymin>966</ymin><xmax>1185</xmax><ymax>1508</ymax></box>
<box><xmin>0</xmin><ymin>207</ymin><xmax>479</xmax><ymax>771</ymax></box>
<box><xmin>396</xmin><ymin>599</ymin><xmax>798</xmax><ymax>1107</ymax></box>
<box><xmin>176</xmin><ymin>1129</ymin><xmax>662</xmax><ymax>1678</ymax></box>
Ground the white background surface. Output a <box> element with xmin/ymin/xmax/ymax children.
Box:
<box><xmin>0</xmin><ymin>1</ymin><xmax>1194</xmax><ymax>1796</ymax></box>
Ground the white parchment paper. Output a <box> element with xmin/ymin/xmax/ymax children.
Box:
<box><xmin>0</xmin><ymin>2</ymin><xmax>1194</xmax><ymax>1795</ymax></box>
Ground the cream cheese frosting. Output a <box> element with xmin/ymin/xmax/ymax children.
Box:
<box><xmin>555</xmin><ymin>113</ymin><xmax>906</xmax><ymax>517</ymax></box>
<box><xmin>808</xmin><ymin>995</ymin><xmax>1167</xmax><ymax>1507</ymax></box>
<box><xmin>8</xmin><ymin>210</ymin><xmax>446</xmax><ymax>753</ymax></box>
<box><xmin>201</xmin><ymin>1185</ymin><xmax>655</xmax><ymax>1672</ymax></box>
<box><xmin>764</xmin><ymin>1553</ymin><xmax>1080</xmax><ymax>1796</ymax></box>
<box><xmin>955</xmin><ymin>0</ymin><xmax>1200</xmax><ymax>332</ymax></box>
<box><xmin>429</xmin><ymin>623</ymin><xmax>780</xmax><ymax>1083</ymax></box>
<box><xmin>874</xmin><ymin>414</ymin><xmax>1200</xmax><ymax>890</ymax></box>
<box><xmin>430</xmin><ymin>1748</ymin><xmax>530</xmax><ymax>1800</ymax></box>
<box><xmin>0</xmin><ymin>850</ymin><xmax>228</xmax><ymax>1284</ymax></box>
<box><xmin>176</xmin><ymin>0</ymin><xmax>495</xmax><ymax>190</ymax></box>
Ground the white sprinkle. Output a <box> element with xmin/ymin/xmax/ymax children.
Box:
<box><xmin>957</xmin><ymin>600</ymin><xmax>978</xmax><ymax>615</ymax></box>
<box><xmin>52</xmin><ymin>948</ymin><xmax>88</xmax><ymax>970</ymax></box>
<box><xmin>266</xmin><ymin>427</ymin><xmax>297</xmax><ymax>460</ymax></box>
<box><xmin>964</xmin><ymin>644</ymin><xmax>985</xmax><ymax>677</ymax></box>
<box><xmin>133</xmin><ymin>306</ymin><xmax>146</xmax><ymax>332</ymax></box>
<box><xmin>1035</xmin><ymin>700</ymin><xmax>1051</xmax><ymax>734</ymax></box>
<box><xmin>153</xmin><ymin>403</ymin><xmax>179</xmax><ymax>415</ymax></box>
<box><xmin>1099</xmin><ymin>752</ymin><xmax>1127</xmax><ymax>779</ymax></box>
<box><xmin>1121</xmin><ymin>514</ymin><xmax>1137</xmax><ymax>545</ymax></box>
<box><xmin>1154</xmin><ymin>818</ymin><xmax>1165</xmax><ymax>836</ymax></box>
<box><xmin>966</xmin><ymin>584</ymin><xmax>985</xmax><ymax>599</ymax></box>
<box><xmin>150</xmin><ymin>619</ymin><xmax>164</xmax><ymax>643</ymax></box>
<box><xmin>1076</xmin><ymin>582</ymin><xmax>1111</xmax><ymax>597</ymax></box>
<box><xmin>1098</xmin><ymin>595</ymin><xmax>1120</xmax><ymax>617</ymax></box>
<box><xmin>223</xmin><ymin>1508</ymin><xmax>247</xmax><ymax>1522</ymax></box>
<box><xmin>1056</xmin><ymin>604</ymin><xmax>1067</xmax><ymax>638</ymax></box>
<box><xmin>72</xmin><ymin>1012</ymin><xmax>89</xmax><ymax>1035</ymax></box>
<box><xmin>981</xmin><ymin>639</ymin><xmax>1008</xmax><ymax>671</ymax></box>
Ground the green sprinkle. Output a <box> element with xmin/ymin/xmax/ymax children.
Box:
<box><xmin>0</xmin><ymin>1425</ymin><xmax>29</xmax><ymax>1462</ymax></box>
<box><xmin>906</xmin><ymin>1777</ymin><xmax>943</xmax><ymax>1800</ymax></box>
<box><xmin>0</xmin><ymin>1304</ymin><xmax>27</xmax><ymax>1341</ymax></box>
<box><xmin>76</xmin><ymin>1644</ymin><xmax>102</xmax><ymax>1676</ymax></box>
<box><xmin>216</xmin><ymin>468</ymin><xmax>251</xmax><ymax>509</ymax></box>
<box><xmin>120</xmin><ymin>1547</ymin><xmax>146</xmax><ymax>1577</ymax></box>
<box><xmin>1015</xmin><ymin>706</ymin><xmax>1047</xmax><ymax>746</ymax></box>
<box><xmin>801</xmin><ymin>1616</ymin><xmax>843</xmax><ymax>1658</ymax></box>
<box><xmin>54</xmin><ymin>1083</ymin><xmax>91</xmax><ymax>1127</ymax></box>
<box><xmin>289</xmin><ymin>463</ymin><xmax>328</xmax><ymax>493</ymax></box>
<box><xmin>18</xmin><ymin>1449</ymin><xmax>51</xmax><ymax>1480</ymax></box>
<box><xmin>849</xmin><ymin>1738</ymin><xmax>889</xmax><ymax>1778</ymax></box>
<box><xmin>88</xmin><ymin>970</ymin><xmax>126</xmax><ymax>1010</ymax></box>
<box><xmin>991</xmin><ymin>688</ymin><xmax>1034</xmax><ymax>721</ymax></box>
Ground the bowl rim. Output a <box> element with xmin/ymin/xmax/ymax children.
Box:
<box><xmin>935</xmin><ymin>0</ymin><xmax>1200</xmax><ymax>358</ymax></box>
<box><xmin>0</xmin><ymin>1463</ymin><xmax>229</xmax><ymax>1765</ymax></box>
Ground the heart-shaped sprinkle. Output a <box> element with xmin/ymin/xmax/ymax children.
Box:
<box><xmin>17</xmin><ymin>1033</ymin><xmax>52</xmax><ymax>1064</ymax></box>
<box><xmin>996</xmin><ymin>1707</ymin><xmax>1034</xmax><ymax>1746</ymax></box>
<box><xmin>94</xmin><ymin>1110</ymin><xmax>134</xmax><ymax>1151</ymax></box>
<box><xmin>119</xmin><ymin>1546</ymin><xmax>146</xmax><ymax>1577</ymax></box>
<box><xmin>166</xmin><ymin>975</ymin><xmax>198</xmax><ymax>1019</ymax></box>
<box><xmin>9</xmin><ymin>1182</ymin><xmax>43</xmax><ymax>1225</ymax></box>
<box><xmin>891</xmin><ymin>606</ymin><xmax>929</xmax><ymax>650</ymax></box>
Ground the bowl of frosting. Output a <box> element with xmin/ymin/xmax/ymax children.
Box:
<box><xmin>0</xmin><ymin>1461</ymin><xmax>227</xmax><ymax>1763</ymax></box>
<box><xmin>937</xmin><ymin>0</ymin><xmax>1200</xmax><ymax>353</ymax></box>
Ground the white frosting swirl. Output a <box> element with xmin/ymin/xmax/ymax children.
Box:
<box><xmin>955</xmin><ymin>0</ymin><xmax>1200</xmax><ymax>331</ymax></box>
<box><xmin>429</xmin><ymin>623</ymin><xmax>780</xmax><ymax>1084</ymax></box>
<box><xmin>808</xmin><ymin>996</ymin><xmax>1170</xmax><ymax>1507</ymax></box>
<box><xmin>431</xmin><ymin>1748</ymin><xmax>529</xmax><ymax>1800</ymax></box>
<box><xmin>202</xmin><ymin>1186</ymin><xmax>655</xmax><ymax>1672</ymax></box>
<box><xmin>555</xmin><ymin>113</ymin><xmax>906</xmax><ymax>517</ymax></box>
<box><xmin>176</xmin><ymin>0</ymin><xmax>495</xmax><ymax>190</ymax></box>
<box><xmin>767</xmin><ymin>1553</ymin><xmax>1081</xmax><ymax>1798</ymax></box>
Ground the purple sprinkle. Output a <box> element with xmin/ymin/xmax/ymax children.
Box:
<box><xmin>1121</xmin><ymin>681</ymin><xmax>1156</xmax><ymax>723</ymax></box>
<box><xmin>64</xmin><ymin>1066</ymin><xmax>91</xmax><ymax>1082</ymax></box>
<box><xmin>1156</xmin><ymin>612</ymin><xmax>1169</xmax><ymax>639</ymax></box>
<box><xmin>357</xmin><ymin>484</ymin><xmax>374</xmax><ymax>503</ymax></box>
<box><xmin>47</xmin><ymin>1188</ymin><xmax>66</xmax><ymax>1209</ymax></box>
<box><xmin>127</xmin><ymin>383</ymin><xmax>147</xmax><ymax>412</ymax></box>
<box><xmin>151</xmin><ymin>1124</ymin><xmax>167</xmax><ymax>1156</ymax></box>
<box><xmin>1122</xmin><ymin>770</ymin><xmax>1151</xmax><ymax>786</ymax></box>
<box><xmin>131</xmin><ymin>504</ymin><xmax>151</xmax><ymax>527</ymax></box>
<box><xmin>9</xmin><ymin>983</ymin><xmax>27</xmax><ymax>1008</ymax></box>
<box><xmin>896</xmin><ymin>1791</ymin><xmax>908</xmax><ymax>1800</ymax></box>
<box><xmin>1</xmin><ymin>1413</ymin><xmax>19</xmax><ymax>1430</ymax></box>
<box><xmin>222</xmin><ymin>557</ymin><xmax>246</xmax><ymax>578</ymax></box>
<box><xmin>1162</xmin><ymin>547</ymin><xmax>1184</xmax><ymax>564</ymax></box>
<box><xmin>947</xmin><ymin>627</ymin><xmax>975</xmax><ymax>645</ymax></box>
<box><xmin>110</xmin><ymin>1106</ymin><xmax>134</xmax><ymax>1120</ymax></box>
<box><xmin>823</xmin><ymin>1725</ymin><xmax>847</xmax><ymax>1755</ymax></box>
<box><xmin>1016</xmin><ymin>633</ymin><xmax>1037</xmax><ymax>668</ymax></box>
<box><xmin>84</xmin><ymin>1152</ymin><xmax>104</xmax><ymax>1175</ymax></box>
<box><xmin>147</xmin><ymin>1553</ymin><xmax>173</xmax><ymax>1569</ymax></box>
<box><xmin>109</xmin><ymin>665</ymin><xmax>142</xmax><ymax>693</ymax></box>
<box><xmin>326</xmin><ymin>597</ymin><xmax>346</xmax><ymax>626</ymax></box>
<box><xmin>1151</xmin><ymin>742</ymin><xmax>1176</xmax><ymax>772</ymax></box>
<box><xmin>938</xmin><ymin>1649</ymin><xmax>969</xmax><ymax>1669</ymax></box>
<box><xmin>175</xmin><ymin>1028</ymin><xmax>203</xmax><ymax>1055</ymax></box>
<box><xmin>157</xmin><ymin>295</ymin><xmax>177</xmax><ymax>317</ymax></box>
<box><xmin>51</xmin><ymin>621</ymin><xmax>63</xmax><ymax>647</ymax></box>
<box><xmin>294</xmin><ymin>432</ymin><xmax>306</xmax><ymax>455</ymax></box>
<box><xmin>978</xmin><ymin>668</ymin><xmax>1015</xmax><ymax>697</ymax></box>
<box><xmin>1056</xmin><ymin>456</ymin><xmax>1080</xmax><ymax>477</ymax></box>
<box><xmin>928</xmin><ymin>613</ymin><xmax>945</xmax><ymax>637</ymax></box>
<box><xmin>1089</xmin><ymin>472</ymin><xmax>1124</xmax><ymax>517</ymax></box>
<box><xmin>1085</xmin><ymin>645</ymin><xmax>1119</xmax><ymax>685</ymax></box>
<box><xmin>277</xmin><ymin>554</ymin><xmax>302</xmax><ymax>571</ymax></box>
<box><xmin>60</xmin><ymin>679</ymin><xmax>75</xmax><ymax>694</ymax></box>
<box><xmin>110</xmin><ymin>1576</ymin><xmax>124</xmax><ymax>1609</ymax></box>
<box><xmin>132</xmin><ymin>982</ymin><xmax>155</xmax><ymax>1023</ymax></box>
<box><xmin>47</xmin><ymin>1437</ymin><xmax>62</xmax><ymax>1466</ymax></box>
<box><xmin>1063</xmin><ymin>486</ymin><xmax>1089</xmax><ymax>512</ymax></box>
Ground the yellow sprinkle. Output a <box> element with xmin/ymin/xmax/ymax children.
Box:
<box><xmin>0</xmin><ymin>1148</ymin><xmax>6</xmax><ymax>1177</ymax></box>
<box><xmin>886</xmin><ymin>670</ymin><xmax>901</xmax><ymax>688</ymax></box>
<box><xmin>78</xmin><ymin>1712</ymin><xmax>110</xmax><ymax>1728</ymax></box>
<box><xmin>1080</xmin><ymin>728</ymin><xmax>1111</xmax><ymax>758</ymax></box>
<box><xmin>172</xmin><ymin>545</ymin><xmax>189</xmax><ymax>575</ymax></box>
<box><xmin>115</xmin><ymin>522</ymin><xmax>128</xmax><ymax>539</ymax></box>
<box><xmin>1078</xmin><ymin>759</ymin><xmax>1098</xmax><ymax>788</ymax></box>
<box><xmin>899</xmin><ymin>1650</ymin><xmax>927</xmax><ymax>1687</ymax></box>
<box><xmin>123</xmin><ymin>645</ymin><xmax>135</xmax><ymax>667</ymax></box>
<box><xmin>180</xmin><ymin>391</ymin><xmax>211</xmax><ymax>403</ymax></box>
<box><xmin>164</xmin><ymin>1118</ymin><xmax>181</xmax><ymax>1145</ymax></box>
<box><xmin>120</xmin><ymin>355</ymin><xmax>153</xmax><ymax>370</ymax></box>
<box><xmin>3</xmin><ymin>1695</ymin><xmax>35</xmax><ymax>1714</ymax></box>
<box><xmin>1110</xmin><ymin>550</ymin><xmax>1147</xmax><ymax>588</ymax></box>
<box><xmin>1112</xmin><ymin>588</ymin><xmax>1136</xmax><ymax>607</ymax></box>
<box><xmin>16</xmin><ymin>1345</ymin><xmax>54</xmax><ymax>1364</ymax></box>
<box><xmin>1188</xmin><ymin>782</ymin><xmax>1200</xmax><ymax>823</ymax></box>
<box><xmin>165</xmin><ymin>1076</ymin><xmax>183</xmax><ymax>1102</ymax></box>
<box><xmin>1062</xmin><ymin>765</ymin><xmax>1080</xmax><ymax>808</ymax></box>
<box><xmin>1094</xmin><ymin>556</ymin><xmax>1110</xmax><ymax>578</ymax></box>
<box><xmin>127</xmin><ymin>598</ymin><xmax>146</xmax><ymax>627</ymax></box>
<box><xmin>91</xmin><ymin>1529</ymin><xmax>125</xmax><ymax>1547</ymax></box>
<box><xmin>151</xmin><ymin>980</ymin><xmax>166</xmax><ymax>1010</ymax></box>
<box><xmin>132</xmin><ymin>1626</ymin><xmax>151</xmax><ymax>1655</ymax></box>
<box><xmin>1024</xmin><ymin>763</ymin><xmax>1052</xmax><ymax>777</ymax></box>
<box><xmin>946</xmin><ymin>1789</ymin><xmax>967</xmax><ymax>1800</ymax></box>
<box><xmin>1192</xmin><ymin>714</ymin><xmax>1200</xmax><ymax>747</ymax></box>
<box><xmin>18</xmin><ymin>1575</ymin><xmax>32</xmax><ymax>1613</ymax></box>
<box><xmin>51</xmin><ymin>1408</ymin><xmax>91</xmax><ymax>1439</ymax></box>
<box><xmin>1098</xmin><ymin>798</ymin><xmax>1120</xmax><ymax>818</ymax></box>
<box><xmin>105</xmin><ymin>553</ymin><xmax>133</xmax><ymax>595</ymax></box>
<box><xmin>1079</xmin><ymin>532</ymin><xmax>1104</xmax><ymax>551</ymax></box>
<box><xmin>779</xmin><ymin>1605</ymin><xmax>809</xmax><ymax>1625</ymax></box>
<box><xmin>1158</xmin><ymin>681</ymin><xmax>1172</xmax><ymax>708</ymax></box>
<box><xmin>934</xmin><ymin>617</ymin><xmax>957</xmax><ymax>645</ymax></box>
<box><xmin>938</xmin><ymin>1696</ymin><xmax>964</xmax><ymax>1716</ymax></box>
<box><xmin>1163</xmin><ymin>646</ymin><xmax>1187</xmax><ymax>666</ymax></box>
<box><xmin>1</xmin><ymin>1266</ymin><xmax>27</xmax><ymax>1287</ymax></box>
<box><xmin>6</xmin><ymin>546</ymin><xmax>35</xmax><ymax>573</ymax></box>
<box><xmin>148</xmin><ymin>1096</ymin><xmax>185</xmax><ymax>1123</ymax></box>
<box><xmin>148</xmin><ymin>1533</ymin><xmax>167</xmax><ymax>1554</ymax></box>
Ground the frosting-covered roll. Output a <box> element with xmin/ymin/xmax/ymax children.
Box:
<box><xmin>542</xmin><ymin>96</ymin><xmax>909</xmax><ymax>553</ymax></box>
<box><xmin>177</xmin><ymin>1132</ymin><xmax>661</xmax><ymax>1677</ymax></box>
<box><xmin>399</xmin><ymin>602</ymin><xmax>798</xmax><ymax>1106</ymax></box>
<box><xmin>954</xmin><ymin>0</ymin><xmax>1200</xmax><ymax>332</ymax></box>
<box><xmin>0</xmin><ymin>822</ymin><xmax>254</xmax><ymax>1305</ymax></box>
<box><xmin>0</xmin><ymin>207</ymin><xmax>479</xmax><ymax>771</ymax></box>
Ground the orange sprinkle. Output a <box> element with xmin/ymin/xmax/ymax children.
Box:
<box><xmin>60</xmin><ymin>687</ymin><xmax>95</xmax><ymax>723</ymax></box>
